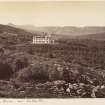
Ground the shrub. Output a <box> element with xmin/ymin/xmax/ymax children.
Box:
<box><xmin>14</xmin><ymin>57</ymin><xmax>29</xmax><ymax>72</ymax></box>
<box><xmin>16</xmin><ymin>66</ymin><xmax>32</xmax><ymax>82</ymax></box>
<box><xmin>48</xmin><ymin>64</ymin><xmax>64</xmax><ymax>81</ymax></box>
<box><xmin>27</xmin><ymin>48</ymin><xmax>34</xmax><ymax>55</ymax></box>
<box><xmin>16</xmin><ymin>64</ymin><xmax>49</xmax><ymax>82</ymax></box>
<box><xmin>63</xmin><ymin>68</ymin><xmax>69</xmax><ymax>82</ymax></box>
<box><xmin>31</xmin><ymin>64</ymin><xmax>49</xmax><ymax>82</ymax></box>
<box><xmin>0</xmin><ymin>62</ymin><xmax>13</xmax><ymax>80</ymax></box>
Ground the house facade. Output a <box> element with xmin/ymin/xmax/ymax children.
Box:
<box><xmin>32</xmin><ymin>32</ymin><xmax>54</xmax><ymax>44</ymax></box>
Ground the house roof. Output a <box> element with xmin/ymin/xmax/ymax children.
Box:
<box><xmin>33</xmin><ymin>33</ymin><xmax>51</xmax><ymax>38</ymax></box>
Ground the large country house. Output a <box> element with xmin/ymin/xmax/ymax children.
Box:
<box><xmin>32</xmin><ymin>32</ymin><xmax>54</xmax><ymax>44</ymax></box>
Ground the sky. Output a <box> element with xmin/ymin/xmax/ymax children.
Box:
<box><xmin>0</xmin><ymin>1</ymin><xmax>105</xmax><ymax>26</ymax></box>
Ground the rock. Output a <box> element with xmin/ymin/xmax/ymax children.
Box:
<box><xmin>53</xmin><ymin>80</ymin><xmax>66</xmax><ymax>85</ymax></box>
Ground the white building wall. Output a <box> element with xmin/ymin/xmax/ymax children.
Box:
<box><xmin>32</xmin><ymin>35</ymin><xmax>54</xmax><ymax>44</ymax></box>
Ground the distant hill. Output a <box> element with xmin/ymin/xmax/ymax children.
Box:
<box><xmin>8</xmin><ymin>23</ymin><xmax>105</xmax><ymax>36</ymax></box>
<box><xmin>0</xmin><ymin>24</ymin><xmax>33</xmax><ymax>45</ymax></box>
<box><xmin>0</xmin><ymin>24</ymin><xmax>33</xmax><ymax>36</ymax></box>
<box><xmin>8</xmin><ymin>23</ymin><xmax>105</xmax><ymax>40</ymax></box>
<box><xmin>76</xmin><ymin>32</ymin><xmax>105</xmax><ymax>40</ymax></box>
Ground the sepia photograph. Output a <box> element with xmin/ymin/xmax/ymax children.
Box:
<box><xmin>0</xmin><ymin>0</ymin><xmax>105</xmax><ymax>99</ymax></box>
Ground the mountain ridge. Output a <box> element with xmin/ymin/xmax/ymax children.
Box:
<box><xmin>8</xmin><ymin>23</ymin><xmax>105</xmax><ymax>36</ymax></box>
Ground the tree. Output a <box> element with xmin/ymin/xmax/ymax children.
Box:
<box><xmin>0</xmin><ymin>62</ymin><xmax>13</xmax><ymax>80</ymax></box>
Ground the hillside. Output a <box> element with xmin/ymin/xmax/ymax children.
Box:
<box><xmin>0</xmin><ymin>24</ymin><xmax>33</xmax><ymax>45</ymax></box>
<box><xmin>0</xmin><ymin>24</ymin><xmax>33</xmax><ymax>36</ymax></box>
<box><xmin>1</xmin><ymin>24</ymin><xmax>105</xmax><ymax>98</ymax></box>
<box><xmin>76</xmin><ymin>32</ymin><xmax>105</xmax><ymax>40</ymax></box>
<box><xmin>0</xmin><ymin>38</ymin><xmax>105</xmax><ymax>98</ymax></box>
<box><xmin>8</xmin><ymin>23</ymin><xmax>105</xmax><ymax>36</ymax></box>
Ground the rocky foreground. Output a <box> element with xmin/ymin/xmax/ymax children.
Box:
<box><xmin>0</xmin><ymin>79</ymin><xmax>105</xmax><ymax>98</ymax></box>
